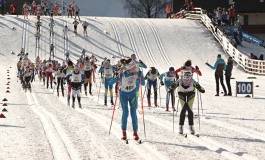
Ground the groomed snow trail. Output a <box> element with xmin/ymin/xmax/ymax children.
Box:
<box><xmin>0</xmin><ymin>15</ymin><xmax>265</xmax><ymax>160</ymax></box>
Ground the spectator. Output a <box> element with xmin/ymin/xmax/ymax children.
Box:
<box><xmin>225</xmin><ymin>57</ymin><xmax>233</xmax><ymax>96</ymax></box>
<box><xmin>166</xmin><ymin>4</ymin><xmax>171</xmax><ymax>18</ymax></box>
<box><xmin>10</xmin><ymin>4</ymin><xmax>16</xmax><ymax>15</ymax></box>
<box><xmin>190</xmin><ymin>1</ymin><xmax>195</xmax><ymax>10</ymax></box>
<box><xmin>250</xmin><ymin>53</ymin><xmax>258</xmax><ymax>60</ymax></box>
<box><xmin>229</xmin><ymin>6</ymin><xmax>235</xmax><ymax>26</ymax></box>
<box><xmin>222</xmin><ymin>8</ymin><xmax>229</xmax><ymax>26</ymax></box>
<box><xmin>216</xmin><ymin>8</ymin><xmax>222</xmax><ymax>26</ymax></box>
<box><xmin>259</xmin><ymin>54</ymin><xmax>264</xmax><ymax>60</ymax></box>
<box><xmin>67</xmin><ymin>5</ymin><xmax>73</xmax><ymax>18</ymax></box>
<box><xmin>31</xmin><ymin>1</ymin><xmax>37</xmax><ymax>15</ymax></box>
<box><xmin>206</xmin><ymin>54</ymin><xmax>227</xmax><ymax>96</ymax></box>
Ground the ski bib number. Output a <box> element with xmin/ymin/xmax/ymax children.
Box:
<box><xmin>121</xmin><ymin>74</ymin><xmax>138</xmax><ymax>92</ymax></box>
<box><xmin>72</xmin><ymin>74</ymin><xmax>81</xmax><ymax>83</ymax></box>
<box><xmin>104</xmin><ymin>68</ymin><xmax>113</xmax><ymax>78</ymax></box>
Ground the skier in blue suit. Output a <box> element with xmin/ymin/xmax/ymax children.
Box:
<box><xmin>109</xmin><ymin>58</ymin><xmax>145</xmax><ymax>141</ymax></box>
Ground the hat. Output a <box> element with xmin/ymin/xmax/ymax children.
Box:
<box><xmin>217</xmin><ymin>54</ymin><xmax>221</xmax><ymax>58</ymax></box>
<box><xmin>125</xmin><ymin>60</ymin><xmax>137</xmax><ymax>70</ymax></box>
<box><xmin>228</xmin><ymin>56</ymin><xmax>233</xmax><ymax>62</ymax></box>
<box><xmin>169</xmin><ymin>67</ymin><xmax>175</xmax><ymax>72</ymax></box>
<box><xmin>74</xmin><ymin>65</ymin><xmax>80</xmax><ymax>70</ymax></box>
<box><xmin>184</xmin><ymin>60</ymin><xmax>192</xmax><ymax>67</ymax></box>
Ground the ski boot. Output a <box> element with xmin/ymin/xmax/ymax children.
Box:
<box><xmin>72</xmin><ymin>102</ymin><xmax>75</xmax><ymax>109</ymax></box>
<box><xmin>148</xmin><ymin>100</ymin><xmax>151</xmax><ymax>108</ymax></box>
<box><xmin>57</xmin><ymin>92</ymin><xmax>59</xmax><ymax>97</ymax></box>
<box><xmin>111</xmin><ymin>97</ymin><xmax>114</xmax><ymax>105</ymax></box>
<box><xmin>85</xmin><ymin>91</ymin><xmax>87</xmax><ymax>96</ymax></box>
<box><xmin>89</xmin><ymin>92</ymin><xmax>93</xmax><ymax>96</ymax></box>
<box><xmin>166</xmin><ymin>105</ymin><xmax>169</xmax><ymax>111</ymax></box>
<box><xmin>104</xmin><ymin>100</ymin><xmax>107</xmax><ymax>106</ymax></box>
<box><xmin>78</xmin><ymin>102</ymin><xmax>82</xmax><ymax>109</ymax></box>
<box><xmin>62</xmin><ymin>92</ymin><xmax>64</xmax><ymax>97</ymax></box>
<box><xmin>189</xmin><ymin>125</ymin><xmax>195</xmax><ymax>135</ymax></box>
<box><xmin>154</xmin><ymin>100</ymin><xmax>158</xmax><ymax>107</ymax></box>
<box><xmin>121</xmin><ymin>130</ymin><xmax>127</xmax><ymax>140</ymax></box>
<box><xmin>133</xmin><ymin>131</ymin><xmax>139</xmax><ymax>141</ymax></box>
<box><xmin>172</xmin><ymin>107</ymin><xmax>176</xmax><ymax>112</ymax></box>
<box><xmin>179</xmin><ymin>125</ymin><xmax>183</xmax><ymax>134</ymax></box>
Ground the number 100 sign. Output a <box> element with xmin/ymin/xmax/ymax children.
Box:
<box><xmin>236</xmin><ymin>81</ymin><xmax>253</xmax><ymax>97</ymax></box>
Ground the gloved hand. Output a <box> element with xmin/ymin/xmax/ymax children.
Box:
<box><xmin>195</xmin><ymin>65</ymin><xmax>199</xmax><ymax>70</ymax></box>
<box><xmin>160</xmin><ymin>81</ymin><xmax>164</xmax><ymax>86</ymax></box>
<box><xmin>139</xmin><ymin>60</ymin><xmax>143</xmax><ymax>63</ymax></box>
<box><xmin>205</xmin><ymin>62</ymin><xmax>210</xmax><ymax>66</ymax></box>
<box><xmin>180</xmin><ymin>66</ymin><xmax>185</xmax><ymax>70</ymax></box>
<box><xmin>167</xmin><ymin>87</ymin><xmax>173</xmax><ymax>93</ymax></box>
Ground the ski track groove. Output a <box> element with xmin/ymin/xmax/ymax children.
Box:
<box><xmin>25</xmin><ymin>92</ymin><xmax>72</xmax><ymax>160</ymax></box>
<box><xmin>42</xmin><ymin>85</ymin><xmax>113</xmax><ymax>159</ymax></box>
<box><xmin>133</xmin><ymin>19</ymin><xmax>163</xmax><ymax>71</ymax></box>
<box><xmin>43</xmin><ymin>80</ymin><xmax>169</xmax><ymax>160</ymax></box>
<box><xmin>107</xmin><ymin>17</ymin><xmax>124</xmax><ymax>57</ymax></box>
<box><xmin>142</xmin><ymin>111</ymin><xmax>258</xmax><ymax>160</ymax></box>
<box><xmin>202</xmin><ymin>117</ymin><xmax>265</xmax><ymax>144</ymax></box>
<box><xmin>120</xmin><ymin>19</ymin><xmax>141</xmax><ymax>60</ymax></box>
<box><xmin>80</xmin><ymin>108</ymin><xmax>170</xmax><ymax>160</ymax></box>
<box><xmin>144</xmin><ymin>19</ymin><xmax>173</xmax><ymax>67</ymax></box>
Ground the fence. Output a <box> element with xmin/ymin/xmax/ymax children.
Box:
<box><xmin>183</xmin><ymin>8</ymin><xmax>265</xmax><ymax>75</ymax></box>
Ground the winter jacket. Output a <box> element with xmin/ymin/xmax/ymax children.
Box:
<box><xmin>225</xmin><ymin>61</ymin><xmax>233</xmax><ymax>77</ymax></box>
<box><xmin>209</xmin><ymin>58</ymin><xmax>226</xmax><ymax>76</ymax></box>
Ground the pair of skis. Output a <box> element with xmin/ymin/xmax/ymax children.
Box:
<box><xmin>122</xmin><ymin>139</ymin><xmax>142</xmax><ymax>144</ymax></box>
<box><xmin>180</xmin><ymin>133</ymin><xmax>200</xmax><ymax>138</ymax></box>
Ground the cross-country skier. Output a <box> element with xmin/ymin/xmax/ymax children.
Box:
<box><xmin>36</xmin><ymin>19</ymin><xmax>42</xmax><ymax>33</ymax></box>
<box><xmin>45</xmin><ymin>57</ymin><xmax>54</xmax><ymax>89</ymax></box>
<box><xmin>168</xmin><ymin>71</ymin><xmax>205</xmax><ymax>135</ymax></box>
<box><xmin>56</xmin><ymin>63</ymin><xmax>65</xmax><ymax>97</ymax></box>
<box><xmin>65</xmin><ymin>65</ymin><xmax>85</xmax><ymax>108</ymax></box>
<box><xmin>130</xmin><ymin>54</ymin><xmax>147</xmax><ymax>69</ymax></box>
<box><xmin>23</xmin><ymin>66</ymin><xmax>33</xmax><ymax>89</ymax></box>
<box><xmin>50</xmin><ymin>44</ymin><xmax>54</xmax><ymax>59</ymax></box>
<box><xmin>174</xmin><ymin>60</ymin><xmax>202</xmax><ymax>77</ymax></box>
<box><xmin>63</xmin><ymin>60</ymin><xmax>74</xmax><ymax>105</ymax></box>
<box><xmin>73</xmin><ymin>19</ymin><xmax>79</xmax><ymax>34</ymax></box>
<box><xmin>206</xmin><ymin>54</ymin><xmax>227</xmax><ymax>96</ymax></box>
<box><xmin>99</xmin><ymin>59</ymin><xmax>116</xmax><ymax>106</ymax></box>
<box><xmin>83</xmin><ymin>56</ymin><xmax>95</xmax><ymax>96</ymax></box>
<box><xmin>160</xmin><ymin>67</ymin><xmax>179</xmax><ymax>111</ymax></box>
<box><xmin>49</xmin><ymin>19</ymin><xmax>55</xmax><ymax>36</ymax></box>
<box><xmin>109</xmin><ymin>58</ymin><xmax>145</xmax><ymax>141</ymax></box>
<box><xmin>145</xmin><ymin>67</ymin><xmax>160</xmax><ymax>107</ymax></box>
<box><xmin>82</xmin><ymin>21</ymin><xmax>89</xmax><ymax>37</ymax></box>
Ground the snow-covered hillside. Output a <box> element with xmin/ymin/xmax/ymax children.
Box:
<box><xmin>0</xmin><ymin>14</ymin><xmax>265</xmax><ymax>160</ymax></box>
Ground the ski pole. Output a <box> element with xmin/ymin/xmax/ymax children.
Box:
<box><xmin>142</xmin><ymin>84</ymin><xmax>147</xmax><ymax>101</ymax></box>
<box><xmin>197</xmin><ymin>87</ymin><xmax>201</xmax><ymax>131</ymax></box>
<box><xmin>140</xmin><ymin>76</ymin><xmax>146</xmax><ymax>139</ymax></box>
<box><xmin>159</xmin><ymin>84</ymin><xmax>161</xmax><ymax>107</ymax></box>
<box><xmin>97</xmin><ymin>77</ymin><xmax>102</xmax><ymax>103</ymax></box>
<box><xmin>108</xmin><ymin>83</ymin><xmax>119</xmax><ymax>135</ymax></box>
<box><xmin>173</xmin><ymin>109</ymin><xmax>175</xmax><ymax>132</ymax></box>
<box><xmin>197</xmin><ymin>74</ymin><xmax>203</xmax><ymax>115</ymax></box>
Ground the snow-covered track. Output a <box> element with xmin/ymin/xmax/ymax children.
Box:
<box><xmin>25</xmin><ymin>91</ymin><xmax>79</xmax><ymax>160</ymax></box>
<box><xmin>133</xmin><ymin>19</ymin><xmax>163</xmax><ymax>71</ymax></box>
<box><xmin>107</xmin><ymin>18</ymin><xmax>124</xmax><ymax>57</ymax></box>
<box><xmin>144</xmin><ymin>19</ymin><xmax>173</xmax><ymax>67</ymax></box>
